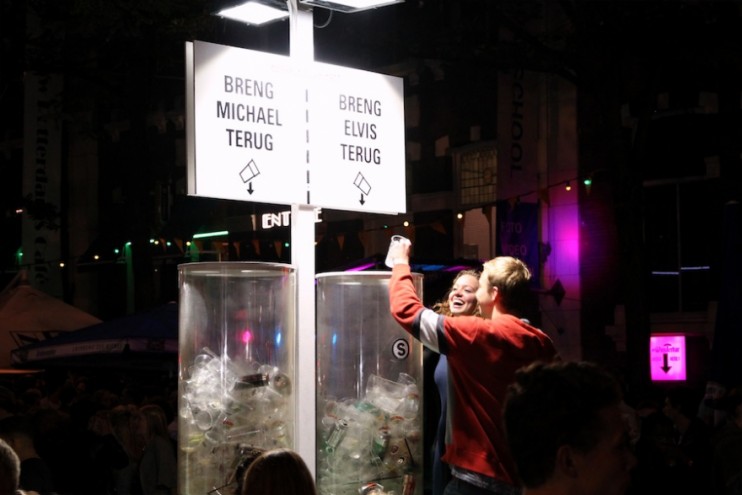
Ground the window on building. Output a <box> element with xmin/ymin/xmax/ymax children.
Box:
<box><xmin>644</xmin><ymin>179</ymin><xmax>722</xmax><ymax>313</ymax></box>
<box><xmin>452</xmin><ymin>143</ymin><xmax>498</xmax><ymax>209</ymax></box>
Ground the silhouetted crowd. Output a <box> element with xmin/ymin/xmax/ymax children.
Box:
<box><xmin>626</xmin><ymin>381</ymin><xmax>742</xmax><ymax>495</ymax></box>
<box><xmin>0</xmin><ymin>370</ymin><xmax>177</xmax><ymax>495</ymax></box>
<box><xmin>1</xmin><ymin>369</ymin><xmax>741</xmax><ymax>495</ymax></box>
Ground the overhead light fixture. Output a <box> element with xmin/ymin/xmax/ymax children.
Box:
<box><xmin>299</xmin><ymin>0</ymin><xmax>404</xmax><ymax>13</ymax></box>
<box><xmin>217</xmin><ymin>0</ymin><xmax>289</xmax><ymax>25</ymax></box>
<box><xmin>216</xmin><ymin>0</ymin><xmax>404</xmax><ymax>25</ymax></box>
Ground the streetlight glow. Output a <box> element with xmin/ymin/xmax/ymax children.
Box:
<box><xmin>300</xmin><ymin>0</ymin><xmax>404</xmax><ymax>12</ymax></box>
<box><xmin>217</xmin><ymin>1</ymin><xmax>289</xmax><ymax>25</ymax></box>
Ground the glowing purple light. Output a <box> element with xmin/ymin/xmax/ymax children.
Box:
<box><xmin>345</xmin><ymin>262</ymin><xmax>377</xmax><ymax>272</ymax></box>
<box><xmin>649</xmin><ymin>334</ymin><xmax>686</xmax><ymax>381</ymax></box>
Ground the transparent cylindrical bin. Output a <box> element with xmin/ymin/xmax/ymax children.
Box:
<box><xmin>316</xmin><ymin>272</ymin><xmax>424</xmax><ymax>495</ymax></box>
<box><xmin>178</xmin><ymin>262</ymin><xmax>296</xmax><ymax>495</ymax></box>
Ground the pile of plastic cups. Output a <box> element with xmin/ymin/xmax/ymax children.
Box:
<box><xmin>317</xmin><ymin>372</ymin><xmax>421</xmax><ymax>495</ymax></box>
<box><xmin>179</xmin><ymin>347</ymin><xmax>292</xmax><ymax>494</ymax></box>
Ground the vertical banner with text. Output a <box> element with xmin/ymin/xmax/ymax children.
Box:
<box><xmin>496</xmin><ymin>201</ymin><xmax>539</xmax><ymax>286</ymax></box>
<box><xmin>22</xmin><ymin>73</ymin><xmax>64</xmax><ymax>296</ymax></box>
<box><xmin>496</xmin><ymin>68</ymin><xmax>540</xmax><ymax>202</ymax></box>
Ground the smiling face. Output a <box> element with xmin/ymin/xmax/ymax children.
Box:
<box><xmin>447</xmin><ymin>273</ymin><xmax>479</xmax><ymax>316</ymax></box>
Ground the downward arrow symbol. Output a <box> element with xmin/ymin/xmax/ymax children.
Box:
<box><xmin>661</xmin><ymin>353</ymin><xmax>672</xmax><ymax>373</ymax></box>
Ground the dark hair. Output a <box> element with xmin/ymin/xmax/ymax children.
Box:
<box><xmin>503</xmin><ymin>361</ymin><xmax>622</xmax><ymax>488</ymax></box>
<box><xmin>241</xmin><ymin>448</ymin><xmax>316</xmax><ymax>495</ymax></box>
<box><xmin>233</xmin><ymin>446</ymin><xmax>265</xmax><ymax>493</ymax></box>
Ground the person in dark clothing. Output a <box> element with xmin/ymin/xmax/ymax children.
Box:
<box><xmin>0</xmin><ymin>437</ymin><xmax>22</xmax><ymax>495</ymax></box>
<box><xmin>629</xmin><ymin>411</ymin><xmax>683</xmax><ymax>495</ymax></box>
<box><xmin>710</xmin><ymin>386</ymin><xmax>742</xmax><ymax>495</ymax></box>
<box><xmin>136</xmin><ymin>404</ymin><xmax>176</xmax><ymax>495</ymax></box>
<box><xmin>663</xmin><ymin>386</ymin><xmax>714</xmax><ymax>494</ymax></box>
<box><xmin>503</xmin><ymin>360</ymin><xmax>636</xmax><ymax>495</ymax></box>
<box><xmin>0</xmin><ymin>415</ymin><xmax>56</xmax><ymax>495</ymax></box>
<box><xmin>85</xmin><ymin>409</ymin><xmax>132</xmax><ymax>495</ymax></box>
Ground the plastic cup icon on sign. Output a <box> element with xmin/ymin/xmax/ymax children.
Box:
<box><xmin>354</xmin><ymin>172</ymin><xmax>372</xmax><ymax>195</ymax></box>
<box><xmin>240</xmin><ymin>159</ymin><xmax>260</xmax><ymax>183</ymax></box>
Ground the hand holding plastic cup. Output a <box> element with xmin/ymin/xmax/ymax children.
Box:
<box><xmin>385</xmin><ymin>235</ymin><xmax>411</xmax><ymax>268</ymax></box>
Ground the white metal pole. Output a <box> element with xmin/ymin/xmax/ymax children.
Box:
<box><xmin>288</xmin><ymin>0</ymin><xmax>317</xmax><ymax>478</ymax></box>
<box><xmin>291</xmin><ymin>203</ymin><xmax>316</xmax><ymax>477</ymax></box>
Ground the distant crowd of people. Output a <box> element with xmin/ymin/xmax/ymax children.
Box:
<box><xmin>2</xmin><ymin>365</ymin><xmax>740</xmax><ymax>495</ymax></box>
<box><xmin>0</xmin><ymin>352</ymin><xmax>742</xmax><ymax>495</ymax></box>
<box><xmin>0</xmin><ymin>371</ymin><xmax>178</xmax><ymax>495</ymax></box>
<box><xmin>0</xmin><ymin>368</ymin><xmax>317</xmax><ymax>495</ymax></box>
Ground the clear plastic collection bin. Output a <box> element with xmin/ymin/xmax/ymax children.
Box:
<box><xmin>315</xmin><ymin>272</ymin><xmax>424</xmax><ymax>495</ymax></box>
<box><xmin>178</xmin><ymin>262</ymin><xmax>296</xmax><ymax>495</ymax></box>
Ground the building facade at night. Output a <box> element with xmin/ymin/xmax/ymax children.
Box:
<box><xmin>2</xmin><ymin>1</ymin><xmax>740</xmax><ymax>388</ymax></box>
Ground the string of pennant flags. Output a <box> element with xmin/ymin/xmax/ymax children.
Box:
<box><xmin>8</xmin><ymin>173</ymin><xmax>597</xmax><ymax>270</ymax></box>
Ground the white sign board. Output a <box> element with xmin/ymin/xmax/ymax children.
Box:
<box><xmin>186</xmin><ymin>41</ymin><xmax>406</xmax><ymax>214</ymax></box>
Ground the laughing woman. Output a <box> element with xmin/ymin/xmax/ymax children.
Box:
<box><xmin>431</xmin><ymin>270</ymin><xmax>481</xmax><ymax>495</ymax></box>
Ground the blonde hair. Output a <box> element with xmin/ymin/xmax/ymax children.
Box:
<box><xmin>110</xmin><ymin>404</ymin><xmax>145</xmax><ymax>462</ymax></box>
<box><xmin>139</xmin><ymin>404</ymin><xmax>170</xmax><ymax>441</ymax></box>
<box><xmin>481</xmin><ymin>257</ymin><xmax>532</xmax><ymax>315</ymax></box>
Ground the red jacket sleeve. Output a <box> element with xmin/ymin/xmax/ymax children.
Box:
<box><xmin>389</xmin><ymin>263</ymin><xmax>424</xmax><ymax>330</ymax></box>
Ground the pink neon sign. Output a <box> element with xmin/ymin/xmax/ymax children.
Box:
<box><xmin>649</xmin><ymin>335</ymin><xmax>687</xmax><ymax>381</ymax></box>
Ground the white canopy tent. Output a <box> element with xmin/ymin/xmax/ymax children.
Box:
<box><xmin>0</xmin><ymin>271</ymin><xmax>101</xmax><ymax>369</ymax></box>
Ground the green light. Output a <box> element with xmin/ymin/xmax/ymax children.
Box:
<box><xmin>193</xmin><ymin>230</ymin><xmax>229</xmax><ymax>239</ymax></box>
<box><xmin>114</xmin><ymin>248</ymin><xmax>120</xmax><ymax>255</ymax></box>
<box><xmin>126</xmin><ymin>241</ymin><xmax>132</xmax><ymax>246</ymax></box>
<box><xmin>583</xmin><ymin>178</ymin><xmax>592</xmax><ymax>186</ymax></box>
<box><xmin>284</xmin><ymin>242</ymin><xmax>290</xmax><ymax>248</ymax></box>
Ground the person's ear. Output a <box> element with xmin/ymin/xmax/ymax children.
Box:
<box><xmin>555</xmin><ymin>444</ymin><xmax>579</xmax><ymax>478</ymax></box>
